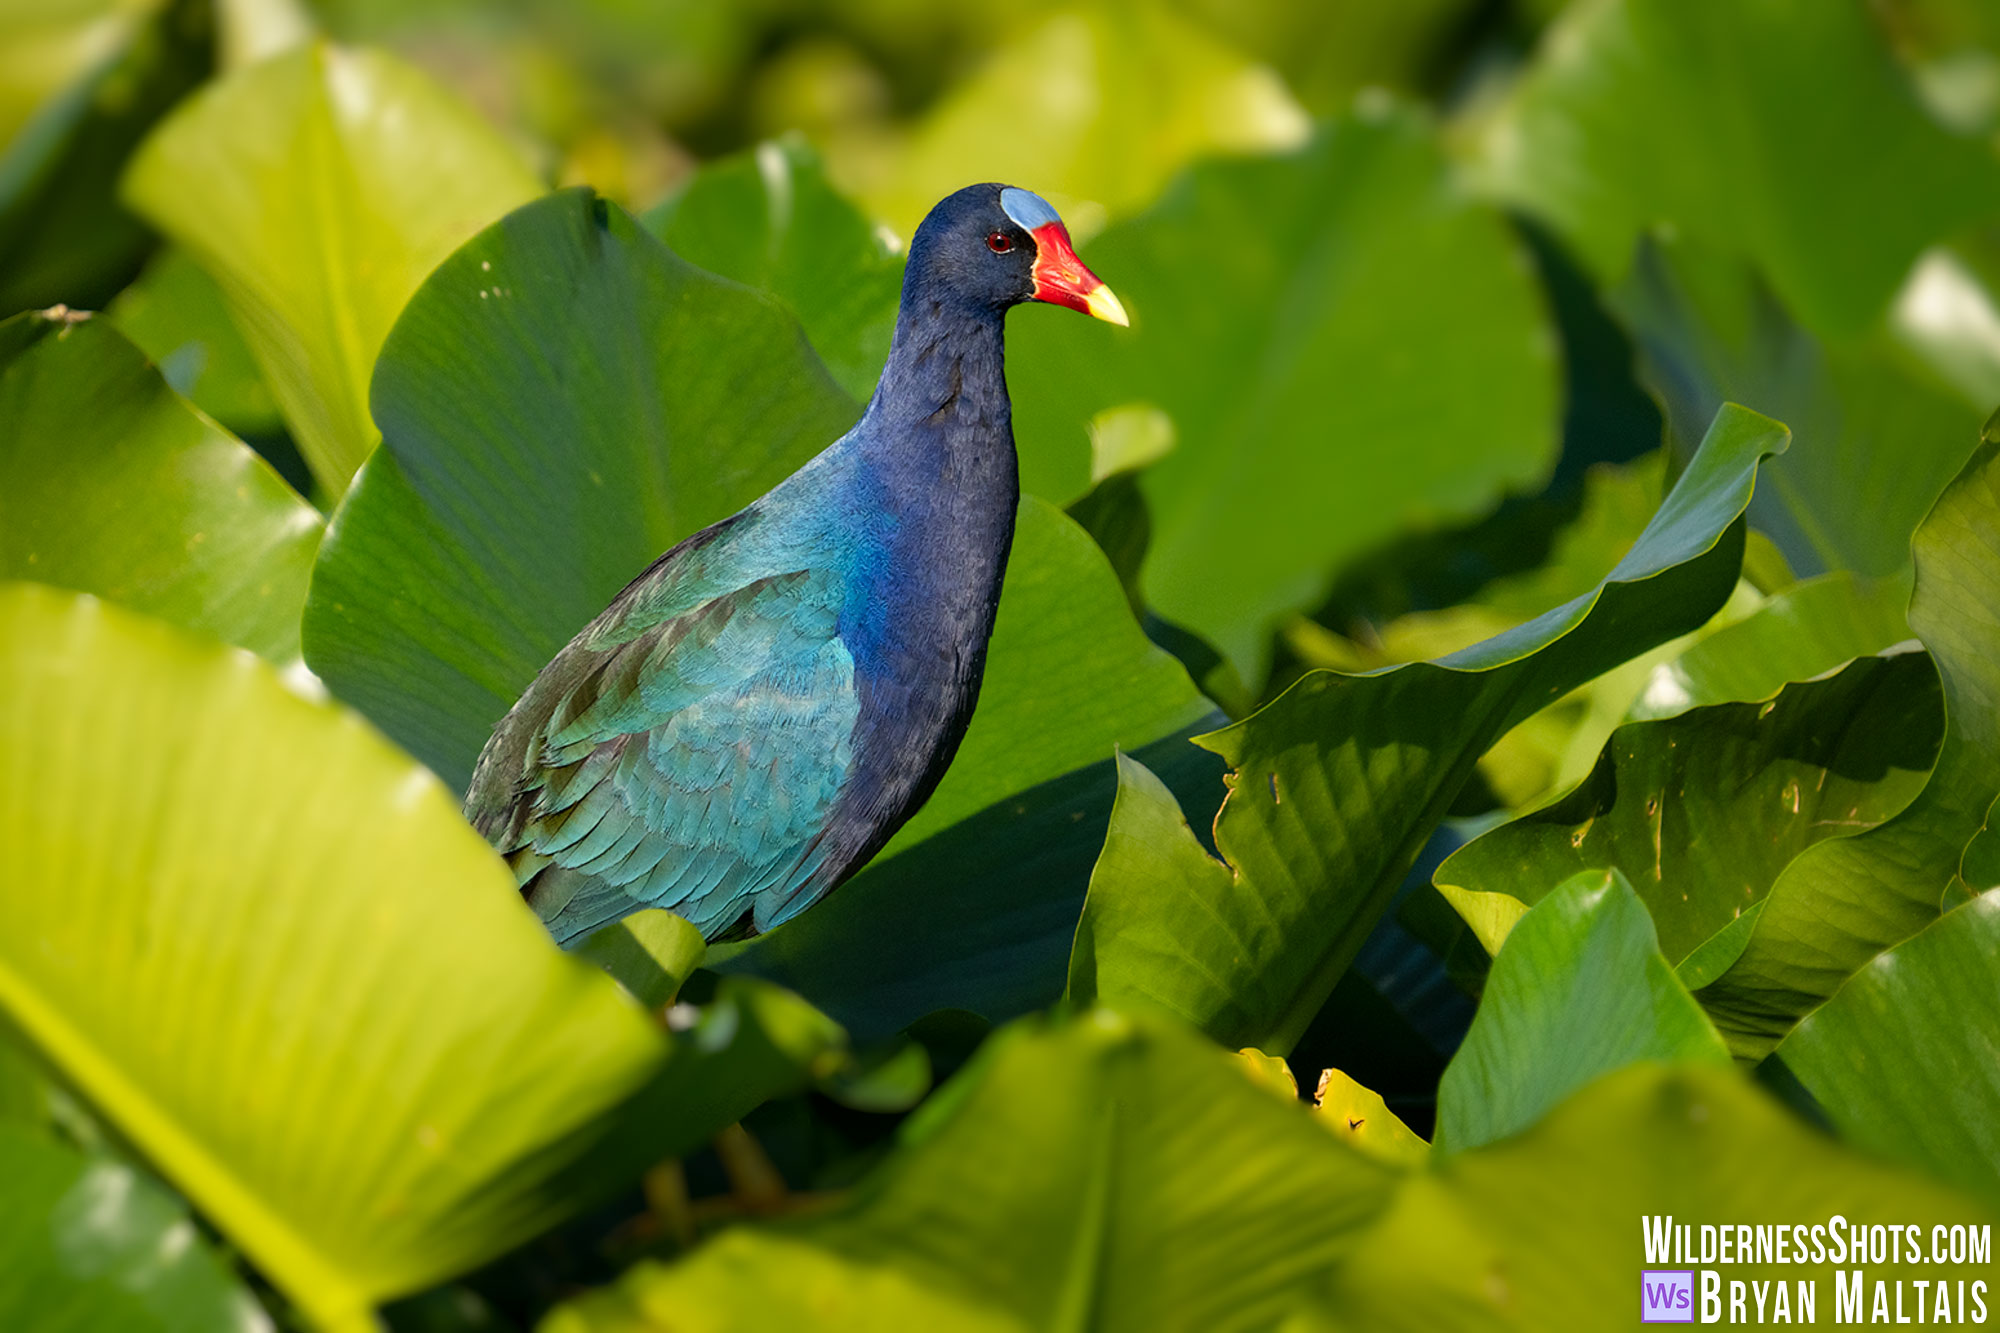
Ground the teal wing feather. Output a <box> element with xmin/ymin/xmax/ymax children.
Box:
<box><xmin>465</xmin><ymin>545</ymin><xmax>859</xmax><ymax>943</ymax></box>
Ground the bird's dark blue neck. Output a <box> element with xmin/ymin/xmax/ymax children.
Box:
<box><xmin>845</xmin><ymin>289</ymin><xmax>1018</xmax><ymax>619</ymax></box>
<box><xmin>862</xmin><ymin>293</ymin><xmax>1013</xmax><ymax>447</ymax></box>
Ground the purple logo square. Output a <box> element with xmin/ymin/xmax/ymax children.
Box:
<box><xmin>1642</xmin><ymin>1270</ymin><xmax>1694</xmax><ymax>1323</ymax></box>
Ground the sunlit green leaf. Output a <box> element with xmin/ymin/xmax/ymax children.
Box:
<box><xmin>1780</xmin><ymin>889</ymin><xmax>2000</xmax><ymax>1204</ymax></box>
<box><xmin>1432</xmin><ymin>870</ymin><xmax>1729</xmax><ymax>1153</ymax></box>
<box><xmin>122</xmin><ymin>40</ymin><xmax>541</xmax><ymax>492</ymax></box>
<box><xmin>1310</xmin><ymin>1068</ymin><xmax>1429</xmax><ymax>1168</ymax></box>
<box><xmin>551</xmin><ymin>1020</ymin><xmax>1998</xmax><ymax>1331</ymax></box>
<box><xmin>0</xmin><ymin>310</ymin><xmax>321</xmax><ymax>662</ymax></box>
<box><xmin>1698</xmin><ymin>426</ymin><xmax>2000</xmax><ymax>1058</ymax></box>
<box><xmin>1435</xmin><ymin>653</ymin><xmax>1942</xmax><ymax>966</ymax></box>
<box><xmin>0</xmin><ymin>1124</ymin><xmax>270</xmax><ymax>1333</ymax></box>
<box><xmin>0</xmin><ymin>583</ymin><xmax>673</xmax><ymax>1325</ymax></box>
<box><xmin>1008</xmin><ymin>104</ymin><xmax>1561</xmax><ymax>673</ymax></box>
<box><xmin>1067</xmin><ymin>405</ymin><xmax>1785</xmax><ymax>1054</ymax></box>
<box><xmin>1476</xmin><ymin>0</ymin><xmax>2000</xmax><ymax>338</ymax></box>
<box><xmin>576</xmin><ymin>910</ymin><xmax>707</xmax><ymax>1011</ymax></box>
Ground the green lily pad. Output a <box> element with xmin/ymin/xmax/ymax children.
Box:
<box><xmin>0</xmin><ymin>583</ymin><xmax>672</xmax><ymax>1325</ymax></box>
<box><xmin>0</xmin><ymin>310</ymin><xmax>321</xmax><ymax>662</ymax></box>
<box><xmin>121</xmin><ymin>40</ymin><xmax>541</xmax><ymax>493</ymax></box>
<box><xmin>1066</xmin><ymin>751</ymin><xmax>1239</xmax><ymax>1031</ymax></box>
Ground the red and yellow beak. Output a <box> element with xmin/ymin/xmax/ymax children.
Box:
<box><xmin>1028</xmin><ymin>221</ymin><xmax>1129</xmax><ymax>327</ymax></box>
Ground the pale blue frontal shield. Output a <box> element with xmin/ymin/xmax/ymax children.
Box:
<box><xmin>999</xmin><ymin>187</ymin><xmax>1063</xmax><ymax>232</ymax></box>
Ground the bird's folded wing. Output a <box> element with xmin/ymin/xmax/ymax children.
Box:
<box><xmin>469</xmin><ymin>565</ymin><xmax>859</xmax><ymax>943</ymax></box>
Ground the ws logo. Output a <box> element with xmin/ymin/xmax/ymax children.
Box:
<box><xmin>1643</xmin><ymin>1271</ymin><xmax>1695</xmax><ymax>1322</ymax></box>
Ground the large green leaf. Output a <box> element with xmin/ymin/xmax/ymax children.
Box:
<box><xmin>1323</xmin><ymin>1063</ymin><xmax>1999</xmax><ymax>1330</ymax></box>
<box><xmin>543</xmin><ymin>1009</ymin><xmax>1404</xmax><ymax>1333</ymax></box>
<box><xmin>1435</xmin><ymin>653</ymin><xmax>1943</xmax><ymax>968</ymax></box>
<box><xmin>840</xmin><ymin>2</ymin><xmax>1308</xmax><ymax>238</ymax></box>
<box><xmin>642</xmin><ymin>135</ymin><xmax>901</xmax><ymax>403</ymax></box>
<box><xmin>1698</xmin><ymin>427</ymin><xmax>2000</xmax><ymax>1057</ymax></box>
<box><xmin>0</xmin><ymin>0</ymin><xmax>211</xmax><ymax>315</ymax></box>
<box><xmin>121</xmin><ymin>40</ymin><xmax>540</xmax><ymax>493</ymax></box>
<box><xmin>0</xmin><ymin>311</ymin><xmax>321</xmax><ymax>662</ymax></box>
<box><xmin>1780</xmin><ymin>889</ymin><xmax>2000</xmax><ymax>1204</ymax></box>
<box><xmin>1615</xmin><ymin>235</ymin><xmax>1984</xmax><ymax>579</ymax></box>
<box><xmin>1006</xmin><ymin>104</ymin><xmax>1561</xmax><ymax>673</ymax></box>
<box><xmin>1475</xmin><ymin>0</ymin><xmax>2000</xmax><ymax>338</ymax></box>
<box><xmin>1432</xmin><ymin>870</ymin><xmax>1729</xmax><ymax>1153</ymax></box>
<box><xmin>0</xmin><ymin>1123</ymin><xmax>270</xmax><ymax>1333</ymax></box>
<box><xmin>1067</xmin><ymin>404</ymin><xmax>1787</xmax><ymax>1054</ymax></box>
<box><xmin>302</xmin><ymin>188</ymin><xmax>860</xmax><ymax>790</ymax></box>
<box><xmin>0</xmin><ymin>583</ymin><xmax>674</xmax><ymax>1326</ymax></box>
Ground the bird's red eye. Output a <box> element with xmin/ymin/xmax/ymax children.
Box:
<box><xmin>987</xmin><ymin>231</ymin><xmax>1013</xmax><ymax>254</ymax></box>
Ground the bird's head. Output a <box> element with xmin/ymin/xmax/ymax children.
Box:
<box><xmin>904</xmin><ymin>183</ymin><xmax>1129</xmax><ymax>327</ymax></box>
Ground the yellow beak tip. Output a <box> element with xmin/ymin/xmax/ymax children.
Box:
<box><xmin>1086</xmin><ymin>285</ymin><xmax>1130</xmax><ymax>328</ymax></box>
